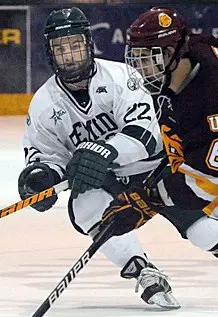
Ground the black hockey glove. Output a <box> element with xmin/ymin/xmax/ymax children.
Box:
<box><xmin>101</xmin><ymin>186</ymin><xmax>165</xmax><ymax>236</ymax></box>
<box><xmin>18</xmin><ymin>162</ymin><xmax>61</xmax><ymax>212</ymax></box>
<box><xmin>65</xmin><ymin>140</ymin><xmax>119</xmax><ymax>199</ymax></box>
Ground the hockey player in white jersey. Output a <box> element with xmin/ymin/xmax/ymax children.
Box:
<box><xmin>18</xmin><ymin>7</ymin><xmax>179</xmax><ymax>309</ymax></box>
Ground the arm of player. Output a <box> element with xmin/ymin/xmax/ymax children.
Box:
<box><xmin>24</xmin><ymin>106</ymin><xmax>71</xmax><ymax>177</ymax></box>
<box><xmin>106</xmin><ymin>81</ymin><xmax>163</xmax><ymax>167</ymax></box>
<box><xmin>18</xmin><ymin>94</ymin><xmax>71</xmax><ymax>211</ymax></box>
<box><xmin>64</xmin><ymin>81</ymin><xmax>163</xmax><ymax>198</ymax></box>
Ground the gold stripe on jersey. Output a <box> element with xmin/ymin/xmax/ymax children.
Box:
<box><xmin>161</xmin><ymin>124</ymin><xmax>184</xmax><ymax>173</ymax></box>
<box><xmin>203</xmin><ymin>198</ymin><xmax>218</xmax><ymax>217</ymax></box>
<box><xmin>179</xmin><ymin>164</ymin><xmax>218</xmax><ymax>217</ymax></box>
<box><xmin>211</xmin><ymin>46</ymin><xmax>218</xmax><ymax>59</ymax></box>
<box><xmin>179</xmin><ymin>164</ymin><xmax>218</xmax><ymax>196</ymax></box>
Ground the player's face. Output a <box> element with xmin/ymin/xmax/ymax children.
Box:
<box><xmin>132</xmin><ymin>46</ymin><xmax>176</xmax><ymax>75</ymax></box>
<box><xmin>131</xmin><ymin>47</ymin><xmax>165</xmax><ymax>77</ymax></box>
<box><xmin>125</xmin><ymin>45</ymin><xmax>177</xmax><ymax>94</ymax></box>
<box><xmin>50</xmin><ymin>34</ymin><xmax>88</xmax><ymax>72</ymax></box>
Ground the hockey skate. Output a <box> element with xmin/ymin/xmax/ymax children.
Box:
<box><xmin>121</xmin><ymin>256</ymin><xmax>180</xmax><ymax>310</ymax></box>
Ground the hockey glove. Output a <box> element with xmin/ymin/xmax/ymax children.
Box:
<box><xmin>65</xmin><ymin>140</ymin><xmax>119</xmax><ymax>199</ymax></box>
<box><xmin>18</xmin><ymin>162</ymin><xmax>61</xmax><ymax>212</ymax></box>
<box><xmin>101</xmin><ymin>187</ymin><xmax>161</xmax><ymax>236</ymax></box>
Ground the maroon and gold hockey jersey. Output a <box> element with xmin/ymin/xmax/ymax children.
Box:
<box><xmin>155</xmin><ymin>35</ymin><xmax>218</xmax><ymax>218</ymax></box>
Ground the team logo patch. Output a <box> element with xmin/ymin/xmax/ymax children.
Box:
<box><xmin>50</xmin><ymin>108</ymin><xmax>66</xmax><ymax>125</ymax></box>
<box><xmin>158</xmin><ymin>13</ymin><xmax>172</xmax><ymax>28</ymax></box>
<box><xmin>96</xmin><ymin>86</ymin><xmax>107</xmax><ymax>93</ymax></box>
<box><xmin>127</xmin><ymin>78</ymin><xmax>139</xmax><ymax>91</ymax></box>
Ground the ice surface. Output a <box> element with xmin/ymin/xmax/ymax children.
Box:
<box><xmin>0</xmin><ymin>116</ymin><xmax>217</xmax><ymax>317</ymax></box>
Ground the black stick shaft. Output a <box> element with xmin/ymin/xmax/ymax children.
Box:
<box><xmin>32</xmin><ymin>221</ymin><xmax>115</xmax><ymax>317</ymax></box>
<box><xmin>143</xmin><ymin>155</ymin><xmax>169</xmax><ymax>188</ymax></box>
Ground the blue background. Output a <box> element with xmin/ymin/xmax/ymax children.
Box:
<box><xmin>1</xmin><ymin>4</ymin><xmax>218</xmax><ymax>92</ymax></box>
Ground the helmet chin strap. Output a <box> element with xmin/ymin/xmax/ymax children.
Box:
<box><xmin>163</xmin><ymin>36</ymin><xmax>186</xmax><ymax>75</ymax></box>
<box><xmin>61</xmin><ymin>59</ymin><xmax>97</xmax><ymax>87</ymax></box>
<box><xmin>140</xmin><ymin>37</ymin><xmax>186</xmax><ymax>95</ymax></box>
<box><xmin>64</xmin><ymin>80</ymin><xmax>88</xmax><ymax>90</ymax></box>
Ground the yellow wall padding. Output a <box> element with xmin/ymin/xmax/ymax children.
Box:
<box><xmin>0</xmin><ymin>94</ymin><xmax>33</xmax><ymax>115</ymax></box>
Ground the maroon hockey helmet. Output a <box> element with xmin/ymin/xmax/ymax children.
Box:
<box><xmin>127</xmin><ymin>7</ymin><xmax>187</xmax><ymax>48</ymax></box>
<box><xmin>125</xmin><ymin>7</ymin><xmax>188</xmax><ymax>94</ymax></box>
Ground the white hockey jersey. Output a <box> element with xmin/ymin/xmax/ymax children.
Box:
<box><xmin>24</xmin><ymin>58</ymin><xmax>163</xmax><ymax>178</ymax></box>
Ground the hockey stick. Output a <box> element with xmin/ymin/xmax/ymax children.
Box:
<box><xmin>0</xmin><ymin>180</ymin><xmax>69</xmax><ymax>219</ymax></box>
<box><xmin>31</xmin><ymin>219</ymin><xmax>116</xmax><ymax>317</ymax></box>
<box><xmin>0</xmin><ymin>155</ymin><xmax>169</xmax><ymax>219</ymax></box>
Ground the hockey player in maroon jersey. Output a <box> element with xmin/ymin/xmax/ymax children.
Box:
<box><xmin>101</xmin><ymin>7</ymin><xmax>218</xmax><ymax>261</ymax></box>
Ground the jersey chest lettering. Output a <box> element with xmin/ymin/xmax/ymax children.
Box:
<box><xmin>69</xmin><ymin>112</ymin><xmax>119</xmax><ymax>147</ymax></box>
<box><xmin>207</xmin><ymin>114</ymin><xmax>218</xmax><ymax>132</ymax></box>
